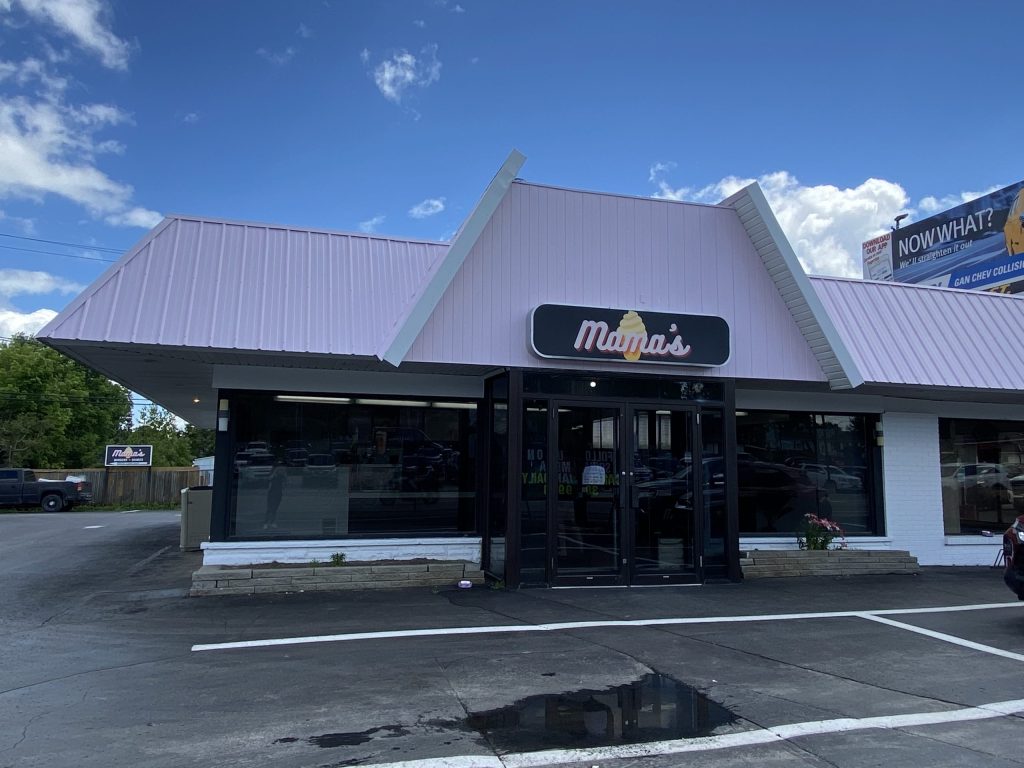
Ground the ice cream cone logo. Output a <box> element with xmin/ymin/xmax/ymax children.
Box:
<box><xmin>617</xmin><ymin>310</ymin><xmax>646</xmax><ymax>361</ymax></box>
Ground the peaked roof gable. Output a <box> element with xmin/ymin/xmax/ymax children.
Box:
<box><xmin>402</xmin><ymin>180</ymin><xmax>834</xmax><ymax>384</ymax></box>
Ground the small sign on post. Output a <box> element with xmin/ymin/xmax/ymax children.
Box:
<box><xmin>105</xmin><ymin>445</ymin><xmax>153</xmax><ymax>467</ymax></box>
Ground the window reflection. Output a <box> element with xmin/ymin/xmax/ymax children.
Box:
<box><xmin>228</xmin><ymin>393</ymin><xmax>477</xmax><ymax>538</ymax></box>
<box><xmin>736</xmin><ymin>411</ymin><xmax>877</xmax><ymax>535</ymax></box>
<box><xmin>939</xmin><ymin>418</ymin><xmax>1024</xmax><ymax>534</ymax></box>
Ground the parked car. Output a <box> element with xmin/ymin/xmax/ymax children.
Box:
<box><xmin>1012</xmin><ymin>473</ymin><xmax>1024</xmax><ymax>512</ymax></box>
<box><xmin>302</xmin><ymin>453</ymin><xmax>338</xmax><ymax>486</ymax></box>
<box><xmin>798</xmin><ymin>463</ymin><xmax>862</xmax><ymax>493</ymax></box>
<box><xmin>236</xmin><ymin>451</ymin><xmax>275</xmax><ymax>485</ymax></box>
<box><xmin>1002</xmin><ymin>514</ymin><xmax>1024</xmax><ymax>599</ymax></box>
<box><xmin>941</xmin><ymin>463</ymin><xmax>1011</xmax><ymax>504</ymax></box>
<box><xmin>0</xmin><ymin>468</ymin><xmax>93</xmax><ymax>512</ymax></box>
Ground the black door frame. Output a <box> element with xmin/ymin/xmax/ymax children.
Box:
<box><xmin>546</xmin><ymin>398</ymin><xmax>704</xmax><ymax>586</ymax></box>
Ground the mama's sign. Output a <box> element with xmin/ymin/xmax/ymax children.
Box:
<box><xmin>530</xmin><ymin>304</ymin><xmax>729</xmax><ymax>367</ymax></box>
<box><xmin>105</xmin><ymin>444</ymin><xmax>153</xmax><ymax>467</ymax></box>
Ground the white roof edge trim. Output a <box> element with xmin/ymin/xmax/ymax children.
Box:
<box><xmin>721</xmin><ymin>183</ymin><xmax>865</xmax><ymax>390</ymax></box>
<box><xmin>36</xmin><ymin>216</ymin><xmax>177</xmax><ymax>341</ymax></box>
<box><xmin>377</xmin><ymin>149</ymin><xmax>527</xmax><ymax>367</ymax></box>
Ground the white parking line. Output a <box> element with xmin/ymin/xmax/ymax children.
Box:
<box><xmin>190</xmin><ymin>601</ymin><xmax>1024</xmax><ymax>653</ymax></box>
<box><xmin>858</xmin><ymin>613</ymin><xmax>1024</xmax><ymax>663</ymax></box>
<box><xmin>325</xmin><ymin>698</ymin><xmax>1024</xmax><ymax>768</ymax></box>
<box><xmin>83</xmin><ymin>525</ymin><xmax>104</xmax><ymax>529</ymax></box>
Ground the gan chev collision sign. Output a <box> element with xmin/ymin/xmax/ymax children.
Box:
<box><xmin>105</xmin><ymin>445</ymin><xmax>153</xmax><ymax>467</ymax></box>
<box><xmin>530</xmin><ymin>304</ymin><xmax>730</xmax><ymax>367</ymax></box>
<box><xmin>862</xmin><ymin>180</ymin><xmax>1024</xmax><ymax>292</ymax></box>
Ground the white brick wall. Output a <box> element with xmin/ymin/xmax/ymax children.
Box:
<box><xmin>882</xmin><ymin>412</ymin><xmax>1002</xmax><ymax>565</ymax></box>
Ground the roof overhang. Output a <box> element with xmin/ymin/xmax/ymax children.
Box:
<box><xmin>721</xmin><ymin>183</ymin><xmax>864</xmax><ymax>390</ymax></box>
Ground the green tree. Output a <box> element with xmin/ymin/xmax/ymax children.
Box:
<box><xmin>184</xmin><ymin>423</ymin><xmax>215</xmax><ymax>458</ymax></box>
<box><xmin>125</xmin><ymin>405</ymin><xmax>194</xmax><ymax>467</ymax></box>
<box><xmin>0</xmin><ymin>335</ymin><xmax>132</xmax><ymax>467</ymax></box>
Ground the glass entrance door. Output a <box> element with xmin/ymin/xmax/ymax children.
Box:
<box><xmin>544</xmin><ymin>402</ymin><xmax>703</xmax><ymax>586</ymax></box>
<box><xmin>628</xmin><ymin>407</ymin><xmax>701</xmax><ymax>583</ymax></box>
<box><xmin>552</xmin><ymin>404</ymin><xmax>623</xmax><ymax>584</ymax></box>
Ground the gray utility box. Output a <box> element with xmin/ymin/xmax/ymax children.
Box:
<box><xmin>180</xmin><ymin>486</ymin><xmax>212</xmax><ymax>551</ymax></box>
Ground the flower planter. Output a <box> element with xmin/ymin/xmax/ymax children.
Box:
<box><xmin>740</xmin><ymin>549</ymin><xmax>920</xmax><ymax>579</ymax></box>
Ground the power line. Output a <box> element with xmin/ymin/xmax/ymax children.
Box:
<box><xmin>0</xmin><ymin>243</ymin><xmax>118</xmax><ymax>263</ymax></box>
<box><xmin>0</xmin><ymin>231</ymin><xmax>123</xmax><ymax>253</ymax></box>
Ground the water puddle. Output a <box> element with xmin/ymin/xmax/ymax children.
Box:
<box><xmin>465</xmin><ymin>672</ymin><xmax>736</xmax><ymax>754</ymax></box>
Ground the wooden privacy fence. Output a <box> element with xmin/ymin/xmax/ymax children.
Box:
<box><xmin>33</xmin><ymin>467</ymin><xmax>202</xmax><ymax>506</ymax></box>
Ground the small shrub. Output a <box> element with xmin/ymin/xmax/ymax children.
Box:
<box><xmin>797</xmin><ymin>513</ymin><xmax>847</xmax><ymax>550</ymax></box>
<box><xmin>329</xmin><ymin>552</ymin><xmax>347</xmax><ymax>567</ymax></box>
<box><xmin>309</xmin><ymin>558</ymin><xmax>322</xmax><ymax>567</ymax></box>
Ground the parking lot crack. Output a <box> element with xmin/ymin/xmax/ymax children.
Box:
<box><xmin>0</xmin><ymin>653</ymin><xmax>190</xmax><ymax>698</ymax></box>
<box><xmin>0</xmin><ymin>710</ymin><xmax>46</xmax><ymax>754</ymax></box>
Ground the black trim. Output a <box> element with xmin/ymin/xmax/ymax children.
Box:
<box><xmin>723</xmin><ymin>380</ymin><xmax>741</xmax><ymax>581</ymax></box>
<box><xmin>210</xmin><ymin>389</ymin><xmax>232</xmax><ymax>542</ymax></box>
<box><xmin>505</xmin><ymin>369</ymin><xmax>524</xmax><ymax>588</ymax></box>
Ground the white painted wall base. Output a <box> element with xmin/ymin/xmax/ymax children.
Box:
<box><xmin>740</xmin><ymin>537</ymin><xmax>893</xmax><ymax>551</ymax></box>
<box><xmin>201</xmin><ymin>537</ymin><xmax>482</xmax><ymax>566</ymax></box>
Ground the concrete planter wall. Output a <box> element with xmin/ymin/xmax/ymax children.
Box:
<box><xmin>191</xmin><ymin>561</ymin><xmax>485</xmax><ymax>596</ymax></box>
<box><xmin>741</xmin><ymin>549</ymin><xmax>920</xmax><ymax>579</ymax></box>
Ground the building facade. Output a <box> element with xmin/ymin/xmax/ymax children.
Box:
<box><xmin>39</xmin><ymin>152</ymin><xmax>1024</xmax><ymax>586</ymax></box>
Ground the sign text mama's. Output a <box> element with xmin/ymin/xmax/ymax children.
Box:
<box><xmin>574</xmin><ymin>319</ymin><xmax>692</xmax><ymax>359</ymax></box>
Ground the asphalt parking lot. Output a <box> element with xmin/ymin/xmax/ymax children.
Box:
<box><xmin>1</xmin><ymin>512</ymin><xmax>1023</xmax><ymax>768</ymax></box>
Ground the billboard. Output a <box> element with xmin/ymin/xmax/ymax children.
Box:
<box><xmin>105</xmin><ymin>445</ymin><xmax>153</xmax><ymax>467</ymax></box>
<box><xmin>862</xmin><ymin>180</ymin><xmax>1024</xmax><ymax>293</ymax></box>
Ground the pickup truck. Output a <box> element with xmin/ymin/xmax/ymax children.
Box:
<box><xmin>0</xmin><ymin>469</ymin><xmax>94</xmax><ymax>512</ymax></box>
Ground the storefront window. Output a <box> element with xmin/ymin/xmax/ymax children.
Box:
<box><xmin>736</xmin><ymin>411</ymin><xmax>879</xmax><ymax>536</ymax></box>
<box><xmin>939</xmin><ymin>418</ymin><xmax>1024</xmax><ymax>534</ymax></box>
<box><xmin>227</xmin><ymin>392</ymin><xmax>477</xmax><ymax>539</ymax></box>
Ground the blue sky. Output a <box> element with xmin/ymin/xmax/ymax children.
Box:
<box><xmin>2</xmin><ymin>0</ymin><xmax>1024</xmax><ymax>338</ymax></box>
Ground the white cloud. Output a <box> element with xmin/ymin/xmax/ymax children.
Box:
<box><xmin>0</xmin><ymin>8</ymin><xmax>156</xmax><ymax>230</ymax></box>
<box><xmin>0</xmin><ymin>308</ymin><xmax>58</xmax><ymax>337</ymax></box>
<box><xmin>370</xmin><ymin>44</ymin><xmax>441</xmax><ymax>104</ymax></box>
<box><xmin>182</xmin><ymin>111</ymin><xmax>199</xmax><ymax>124</ymax></box>
<box><xmin>0</xmin><ymin>209</ymin><xmax>37</xmax><ymax>234</ymax></box>
<box><xmin>256</xmin><ymin>46</ymin><xmax>295</xmax><ymax>66</ymax></box>
<box><xmin>451</xmin><ymin>3</ymin><xmax>465</xmax><ymax>12</ymax></box>
<box><xmin>296</xmin><ymin>22</ymin><xmax>312</xmax><ymax>38</ymax></box>
<box><xmin>358</xmin><ymin>214</ymin><xmax>385</xmax><ymax>233</ymax></box>
<box><xmin>413</xmin><ymin>19</ymin><xmax>425</xmax><ymax>28</ymax></box>
<box><xmin>0</xmin><ymin>79</ymin><xmax>155</xmax><ymax>225</ymax></box>
<box><xmin>104</xmin><ymin>206</ymin><xmax>161</xmax><ymax>228</ymax></box>
<box><xmin>650</xmin><ymin>166</ymin><xmax>909</xmax><ymax>278</ymax></box>
<box><xmin>648</xmin><ymin>161</ymin><xmax>675</xmax><ymax>183</ymax></box>
<box><xmin>0</xmin><ymin>268</ymin><xmax>84</xmax><ymax>302</ymax></box>
<box><xmin>918</xmin><ymin>185</ymin><xmax>1003</xmax><ymax>215</ymax></box>
<box><xmin>409</xmin><ymin>197</ymin><xmax>445</xmax><ymax>219</ymax></box>
<box><xmin>9</xmin><ymin>0</ymin><xmax>131</xmax><ymax>70</ymax></box>
<box><xmin>359</xmin><ymin>48</ymin><xmax>370</xmax><ymax>64</ymax></box>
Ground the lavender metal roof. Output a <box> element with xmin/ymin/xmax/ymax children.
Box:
<box><xmin>810</xmin><ymin>275</ymin><xmax>1024</xmax><ymax>391</ymax></box>
<box><xmin>39</xmin><ymin>216</ymin><xmax>448</xmax><ymax>356</ymax></box>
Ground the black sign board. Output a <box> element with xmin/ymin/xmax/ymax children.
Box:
<box><xmin>530</xmin><ymin>304</ymin><xmax>730</xmax><ymax>367</ymax></box>
<box><xmin>105</xmin><ymin>444</ymin><xmax>153</xmax><ymax>467</ymax></box>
